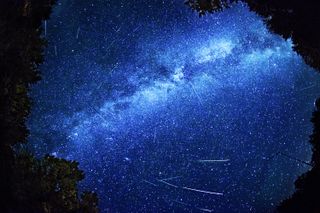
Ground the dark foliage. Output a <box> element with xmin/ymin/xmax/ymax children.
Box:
<box><xmin>185</xmin><ymin>0</ymin><xmax>239</xmax><ymax>16</ymax></box>
<box><xmin>0</xmin><ymin>0</ymin><xmax>98</xmax><ymax>212</ymax></box>
<box><xmin>11</xmin><ymin>152</ymin><xmax>99</xmax><ymax>213</ymax></box>
<box><xmin>186</xmin><ymin>1</ymin><xmax>320</xmax><ymax>212</ymax></box>
<box><xmin>278</xmin><ymin>102</ymin><xmax>320</xmax><ymax>213</ymax></box>
<box><xmin>186</xmin><ymin>0</ymin><xmax>320</xmax><ymax>71</ymax></box>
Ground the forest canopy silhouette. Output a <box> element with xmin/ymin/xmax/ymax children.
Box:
<box><xmin>186</xmin><ymin>0</ymin><xmax>320</xmax><ymax>212</ymax></box>
<box><xmin>0</xmin><ymin>1</ymin><xmax>98</xmax><ymax>212</ymax></box>
<box><xmin>1</xmin><ymin>0</ymin><xmax>320</xmax><ymax>212</ymax></box>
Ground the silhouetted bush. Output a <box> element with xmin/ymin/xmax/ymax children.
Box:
<box><xmin>0</xmin><ymin>1</ymin><xmax>98</xmax><ymax>212</ymax></box>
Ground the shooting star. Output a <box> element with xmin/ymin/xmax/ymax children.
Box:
<box><xmin>143</xmin><ymin>180</ymin><xmax>158</xmax><ymax>187</ymax></box>
<box><xmin>189</xmin><ymin>82</ymin><xmax>204</xmax><ymax>106</ymax></box>
<box><xmin>114</xmin><ymin>26</ymin><xmax>122</xmax><ymax>33</ymax></box>
<box><xmin>91</xmin><ymin>106</ymin><xmax>110</xmax><ymax>123</ymax></box>
<box><xmin>44</xmin><ymin>20</ymin><xmax>47</xmax><ymax>36</ymax></box>
<box><xmin>159</xmin><ymin>176</ymin><xmax>182</xmax><ymax>181</ymax></box>
<box><xmin>153</xmin><ymin>128</ymin><xmax>157</xmax><ymax>143</ymax></box>
<box><xmin>132</xmin><ymin>24</ymin><xmax>141</xmax><ymax>33</ymax></box>
<box><xmin>277</xmin><ymin>152</ymin><xmax>312</xmax><ymax>166</ymax></box>
<box><xmin>76</xmin><ymin>27</ymin><xmax>81</xmax><ymax>39</ymax></box>
<box><xmin>299</xmin><ymin>84</ymin><xmax>317</xmax><ymax>91</ymax></box>
<box><xmin>197</xmin><ymin>159</ymin><xmax>230</xmax><ymax>163</ymax></box>
<box><xmin>171</xmin><ymin>199</ymin><xmax>214</xmax><ymax>212</ymax></box>
<box><xmin>157</xmin><ymin>179</ymin><xmax>179</xmax><ymax>188</ymax></box>
<box><xmin>171</xmin><ymin>199</ymin><xmax>190</xmax><ymax>207</ymax></box>
<box><xmin>157</xmin><ymin>179</ymin><xmax>223</xmax><ymax>196</ymax></box>
<box><xmin>182</xmin><ymin>186</ymin><xmax>223</xmax><ymax>196</ymax></box>
<box><xmin>197</xmin><ymin>207</ymin><xmax>214</xmax><ymax>212</ymax></box>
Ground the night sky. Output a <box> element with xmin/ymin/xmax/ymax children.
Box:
<box><xmin>28</xmin><ymin>0</ymin><xmax>320</xmax><ymax>212</ymax></box>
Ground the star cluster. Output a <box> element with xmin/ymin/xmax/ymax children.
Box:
<box><xmin>28</xmin><ymin>1</ymin><xmax>320</xmax><ymax>212</ymax></box>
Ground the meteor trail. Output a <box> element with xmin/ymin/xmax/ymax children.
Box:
<box><xmin>197</xmin><ymin>159</ymin><xmax>230</xmax><ymax>163</ymax></box>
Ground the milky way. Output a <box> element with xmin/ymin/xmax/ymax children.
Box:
<box><xmin>28</xmin><ymin>1</ymin><xmax>320</xmax><ymax>212</ymax></box>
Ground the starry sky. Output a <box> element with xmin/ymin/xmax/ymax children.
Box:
<box><xmin>28</xmin><ymin>0</ymin><xmax>320</xmax><ymax>212</ymax></box>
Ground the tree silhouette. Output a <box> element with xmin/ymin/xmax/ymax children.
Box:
<box><xmin>0</xmin><ymin>1</ymin><xmax>98</xmax><ymax>212</ymax></box>
<box><xmin>11</xmin><ymin>152</ymin><xmax>99</xmax><ymax>213</ymax></box>
<box><xmin>186</xmin><ymin>0</ymin><xmax>320</xmax><ymax>70</ymax></box>
<box><xmin>277</xmin><ymin>100</ymin><xmax>320</xmax><ymax>213</ymax></box>
<box><xmin>186</xmin><ymin>1</ymin><xmax>320</xmax><ymax>212</ymax></box>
